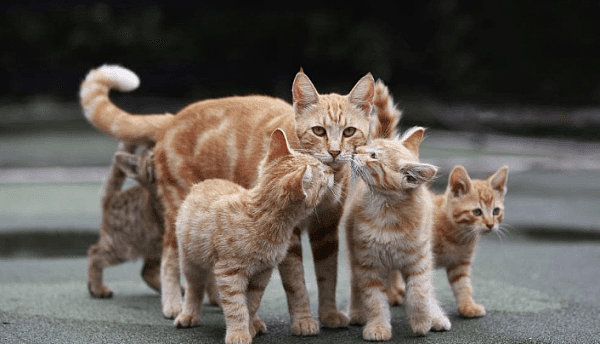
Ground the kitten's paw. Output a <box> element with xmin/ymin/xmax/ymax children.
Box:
<box><xmin>174</xmin><ymin>313</ymin><xmax>200</xmax><ymax>328</ymax></box>
<box><xmin>319</xmin><ymin>309</ymin><xmax>350</xmax><ymax>328</ymax></box>
<box><xmin>408</xmin><ymin>318</ymin><xmax>432</xmax><ymax>336</ymax></box>
<box><xmin>431</xmin><ymin>315</ymin><xmax>451</xmax><ymax>331</ymax></box>
<box><xmin>162</xmin><ymin>300</ymin><xmax>182</xmax><ymax>319</ymax></box>
<box><xmin>88</xmin><ymin>283</ymin><xmax>113</xmax><ymax>298</ymax></box>
<box><xmin>291</xmin><ymin>315</ymin><xmax>319</xmax><ymax>336</ymax></box>
<box><xmin>458</xmin><ymin>303</ymin><xmax>486</xmax><ymax>318</ymax></box>
<box><xmin>363</xmin><ymin>322</ymin><xmax>392</xmax><ymax>341</ymax></box>
<box><xmin>250</xmin><ymin>318</ymin><xmax>267</xmax><ymax>338</ymax></box>
<box><xmin>348</xmin><ymin>307</ymin><xmax>366</xmax><ymax>325</ymax></box>
<box><xmin>225</xmin><ymin>330</ymin><xmax>252</xmax><ymax>344</ymax></box>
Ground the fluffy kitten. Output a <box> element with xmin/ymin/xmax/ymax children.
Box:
<box><xmin>80</xmin><ymin>64</ymin><xmax>380</xmax><ymax>333</ymax></box>
<box><xmin>174</xmin><ymin>129</ymin><xmax>334</xmax><ymax>344</ymax></box>
<box><xmin>386</xmin><ymin>165</ymin><xmax>509</xmax><ymax>318</ymax></box>
<box><xmin>344</xmin><ymin>128</ymin><xmax>451</xmax><ymax>340</ymax></box>
<box><xmin>87</xmin><ymin>142</ymin><xmax>163</xmax><ymax>297</ymax></box>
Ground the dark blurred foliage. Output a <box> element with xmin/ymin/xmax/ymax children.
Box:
<box><xmin>2</xmin><ymin>0</ymin><xmax>599</xmax><ymax>105</ymax></box>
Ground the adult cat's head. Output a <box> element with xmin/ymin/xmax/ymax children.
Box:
<box><xmin>292</xmin><ymin>70</ymin><xmax>374</xmax><ymax>170</ymax></box>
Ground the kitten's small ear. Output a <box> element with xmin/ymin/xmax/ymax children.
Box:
<box><xmin>266</xmin><ymin>128</ymin><xmax>292</xmax><ymax>163</ymax></box>
<box><xmin>449</xmin><ymin>165</ymin><xmax>472</xmax><ymax>197</ymax></box>
<box><xmin>114</xmin><ymin>152</ymin><xmax>139</xmax><ymax>179</ymax></box>
<box><xmin>401</xmin><ymin>127</ymin><xmax>426</xmax><ymax>158</ymax></box>
<box><xmin>405</xmin><ymin>162</ymin><xmax>438</xmax><ymax>188</ymax></box>
<box><xmin>348</xmin><ymin>73</ymin><xmax>375</xmax><ymax>115</ymax></box>
<box><xmin>292</xmin><ymin>70</ymin><xmax>319</xmax><ymax>115</ymax></box>
<box><xmin>489</xmin><ymin>165</ymin><xmax>509</xmax><ymax>195</ymax></box>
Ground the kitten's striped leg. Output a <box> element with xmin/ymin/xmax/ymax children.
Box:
<box><xmin>446</xmin><ymin>263</ymin><xmax>485</xmax><ymax>318</ymax></box>
<box><xmin>309</xmin><ymin>221</ymin><xmax>349</xmax><ymax>328</ymax></box>
<box><xmin>385</xmin><ymin>270</ymin><xmax>405</xmax><ymax>306</ymax></box>
<box><xmin>174</xmin><ymin>260</ymin><xmax>208</xmax><ymax>328</ymax></box>
<box><xmin>214</xmin><ymin>262</ymin><xmax>252</xmax><ymax>344</ymax></box>
<box><xmin>278</xmin><ymin>228</ymin><xmax>319</xmax><ymax>335</ymax></box>
<box><xmin>87</xmin><ymin>241</ymin><xmax>122</xmax><ymax>298</ymax></box>
<box><xmin>356</xmin><ymin>265</ymin><xmax>392</xmax><ymax>341</ymax></box>
<box><xmin>246</xmin><ymin>268</ymin><xmax>273</xmax><ymax>338</ymax></box>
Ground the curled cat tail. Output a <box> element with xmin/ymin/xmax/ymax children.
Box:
<box><xmin>79</xmin><ymin>65</ymin><xmax>174</xmax><ymax>144</ymax></box>
<box><xmin>371</xmin><ymin>79</ymin><xmax>401</xmax><ymax>139</ymax></box>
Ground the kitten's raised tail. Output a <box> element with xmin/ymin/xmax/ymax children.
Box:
<box><xmin>79</xmin><ymin>65</ymin><xmax>174</xmax><ymax>144</ymax></box>
<box><xmin>371</xmin><ymin>80</ymin><xmax>401</xmax><ymax>139</ymax></box>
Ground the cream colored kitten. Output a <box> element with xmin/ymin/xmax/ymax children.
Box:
<box><xmin>386</xmin><ymin>165</ymin><xmax>509</xmax><ymax>318</ymax></box>
<box><xmin>345</xmin><ymin>128</ymin><xmax>451</xmax><ymax>340</ymax></box>
<box><xmin>174</xmin><ymin>129</ymin><xmax>334</xmax><ymax>344</ymax></box>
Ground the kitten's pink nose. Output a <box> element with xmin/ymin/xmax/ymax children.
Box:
<box><xmin>486</xmin><ymin>223</ymin><xmax>494</xmax><ymax>230</ymax></box>
<box><xmin>329</xmin><ymin>150</ymin><xmax>341</xmax><ymax>158</ymax></box>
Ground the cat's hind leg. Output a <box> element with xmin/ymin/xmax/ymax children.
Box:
<box><xmin>385</xmin><ymin>269</ymin><xmax>405</xmax><ymax>306</ymax></box>
<box><xmin>174</xmin><ymin>259</ymin><xmax>208</xmax><ymax>328</ymax></box>
<box><xmin>87</xmin><ymin>239</ymin><xmax>123</xmax><ymax>298</ymax></box>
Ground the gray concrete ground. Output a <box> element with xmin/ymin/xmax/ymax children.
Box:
<box><xmin>1</xmin><ymin>128</ymin><xmax>600</xmax><ymax>343</ymax></box>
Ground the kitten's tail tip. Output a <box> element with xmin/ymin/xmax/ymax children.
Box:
<box><xmin>88</xmin><ymin>64</ymin><xmax>140</xmax><ymax>92</ymax></box>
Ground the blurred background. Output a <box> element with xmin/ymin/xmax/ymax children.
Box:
<box><xmin>1</xmin><ymin>0</ymin><xmax>600</xmax><ymax>256</ymax></box>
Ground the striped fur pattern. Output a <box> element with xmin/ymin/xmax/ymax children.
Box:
<box><xmin>344</xmin><ymin>127</ymin><xmax>451</xmax><ymax>340</ymax></box>
<box><xmin>387</xmin><ymin>165</ymin><xmax>509</xmax><ymax>318</ymax></box>
<box><xmin>174</xmin><ymin>129</ymin><xmax>334</xmax><ymax>344</ymax></box>
<box><xmin>79</xmin><ymin>65</ymin><xmax>378</xmax><ymax>333</ymax></box>
<box><xmin>87</xmin><ymin>142</ymin><xmax>164</xmax><ymax>298</ymax></box>
<box><xmin>370</xmin><ymin>79</ymin><xmax>401</xmax><ymax>140</ymax></box>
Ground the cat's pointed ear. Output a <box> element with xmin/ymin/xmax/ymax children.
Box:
<box><xmin>348</xmin><ymin>73</ymin><xmax>375</xmax><ymax>115</ymax></box>
<box><xmin>292</xmin><ymin>70</ymin><xmax>319</xmax><ymax>115</ymax></box>
<box><xmin>266</xmin><ymin>128</ymin><xmax>292</xmax><ymax>163</ymax></box>
<box><xmin>489</xmin><ymin>165</ymin><xmax>509</xmax><ymax>195</ymax></box>
<box><xmin>401</xmin><ymin>126</ymin><xmax>426</xmax><ymax>158</ymax></box>
<box><xmin>114</xmin><ymin>152</ymin><xmax>139</xmax><ymax>178</ymax></box>
<box><xmin>449</xmin><ymin>165</ymin><xmax>472</xmax><ymax>197</ymax></box>
<box><xmin>405</xmin><ymin>162</ymin><xmax>438</xmax><ymax>188</ymax></box>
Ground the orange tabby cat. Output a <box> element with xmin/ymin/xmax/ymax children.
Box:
<box><xmin>386</xmin><ymin>164</ymin><xmax>509</xmax><ymax>318</ymax></box>
<box><xmin>87</xmin><ymin>142</ymin><xmax>163</xmax><ymax>297</ymax></box>
<box><xmin>345</xmin><ymin>127</ymin><xmax>451</xmax><ymax>340</ymax></box>
<box><xmin>79</xmin><ymin>65</ymin><xmax>389</xmax><ymax>334</ymax></box>
<box><xmin>174</xmin><ymin>129</ymin><xmax>334</xmax><ymax>344</ymax></box>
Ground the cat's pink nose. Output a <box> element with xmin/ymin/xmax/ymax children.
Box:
<box><xmin>486</xmin><ymin>223</ymin><xmax>494</xmax><ymax>230</ymax></box>
<box><xmin>329</xmin><ymin>150</ymin><xmax>340</xmax><ymax>158</ymax></box>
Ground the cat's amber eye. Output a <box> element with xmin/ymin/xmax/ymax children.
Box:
<box><xmin>472</xmin><ymin>208</ymin><xmax>482</xmax><ymax>216</ymax></box>
<box><xmin>343</xmin><ymin>127</ymin><xmax>356</xmax><ymax>137</ymax></box>
<box><xmin>312</xmin><ymin>126</ymin><xmax>326</xmax><ymax>137</ymax></box>
<box><xmin>493</xmin><ymin>207</ymin><xmax>501</xmax><ymax>216</ymax></box>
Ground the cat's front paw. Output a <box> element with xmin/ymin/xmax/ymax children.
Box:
<box><xmin>162</xmin><ymin>300</ymin><xmax>182</xmax><ymax>319</ymax></box>
<box><xmin>408</xmin><ymin>318</ymin><xmax>432</xmax><ymax>336</ymax></box>
<box><xmin>319</xmin><ymin>309</ymin><xmax>349</xmax><ymax>328</ymax></box>
<box><xmin>225</xmin><ymin>329</ymin><xmax>252</xmax><ymax>344</ymax></box>
<box><xmin>250</xmin><ymin>317</ymin><xmax>267</xmax><ymax>338</ymax></box>
<box><xmin>88</xmin><ymin>282</ymin><xmax>113</xmax><ymax>298</ymax></box>
<box><xmin>458</xmin><ymin>302</ymin><xmax>486</xmax><ymax>318</ymax></box>
<box><xmin>291</xmin><ymin>315</ymin><xmax>319</xmax><ymax>336</ymax></box>
<box><xmin>174</xmin><ymin>313</ymin><xmax>200</xmax><ymax>328</ymax></box>
<box><xmin>348</xmin><ymin>307</ymin><xmax>366</xmax><ymax>325</ymax></box>
<box><xmin>431</xmin><ymin>314</ymin><xmax>451</xmax><ymax>331</ymax></box>
<box><xmin>363</xmin><ymin>322</ymin><xmax>392</xmax><ymax>341</ymax></box>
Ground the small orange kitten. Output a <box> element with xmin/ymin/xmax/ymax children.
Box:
<box><xmin>345</xmin><ymin>127</ymin><xmax>451</xmax><ymax>340</ymax></box>
<box><xmin>87</xmin><ymin>142</ymin><xmax>163</xmax><ymax>297</ymax></box>
<box><xmin>386</xmin><ymin>165</ymin><xmax>509</xmax><ymax>318</ymax></box>
<box><xmin>174</xmin><ymin>129</ymin><xmax>334</xmax><ymax>344</ymax></box>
